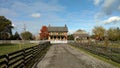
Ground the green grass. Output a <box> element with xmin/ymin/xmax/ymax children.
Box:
<box><xmin>69</xmin><ymin>44</ymin><xmax>120</xmax><ymax>68</ymax></box>
<box><xmin>0</xmin><ymin>43</ymin><xmax>37</xmax><ymax>55</ymax></box>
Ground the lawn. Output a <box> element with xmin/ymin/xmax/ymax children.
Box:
<box><xmin>0</xmin><ymin>43</ymin><xmax>37</xmax><ymax>55</ymax></box>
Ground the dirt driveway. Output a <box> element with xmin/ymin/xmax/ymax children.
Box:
<box><xmin>36</xmin><ymin>44</ymin><xmax>116</xmax><ymax>68</ymax></box>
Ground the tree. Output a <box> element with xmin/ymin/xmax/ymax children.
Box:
<box><xmin>67</xmin><ymin>34</ymin><xmax>74</xmax><ymax>40</ymax></box>
<box><xmin>0</xmin><ymin>16</ymin><xmax>13</xmax><ymax>40</ymax></box>
<box><xmin>116</xmin><ymin>27</ymin><xmax>120</xmax><ymax>40</ymax></box>
<box><xmin>107</xmin><ymin>27</ymin><xmax>120</xmax><ymax>41</ymax></box>
<box><xmin>90</xmin><ymin>35</ymin><xmax>96</xmax><ymax>39</ymax></box>
<box><xmin>40</xmin><ymin>26</ymin><xmax>49</xmax><ymax>40</ymax></box>
<box><xmin>92</xmin><ymin>26</ymin><xmax>106</xmax><ymax>41</ymax></box>
<box><xmin>0</xmin><ymin>32</ymin><xmax>10</xmax><ymax>40</ymax></box>
<box><xmin>13</xmin><ymin>32</ymin><xmax>21</xmax><ymax>40</ymax></box>
<box><xmin>21</xmin><ymin>31</ymin><xmax>33</xmax><ymax>40</ymax></box>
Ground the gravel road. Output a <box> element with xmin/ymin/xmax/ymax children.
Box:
<box><xmin>36</xmin><ymin>44</ymin><xmax>116</xmax><ymax>68</ymax></box>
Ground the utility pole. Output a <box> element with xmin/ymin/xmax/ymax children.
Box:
<box><xmin>21</xmin><ymin>24</ymin><xmax>27</xmax><ymax>40</ymax></box>
<box><xmin>23</xmin><ymin>24</ymin><xmax>26</xmax><ymax>32</ymax></box>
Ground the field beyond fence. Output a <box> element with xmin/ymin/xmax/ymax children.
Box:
<box><xmin>0</xmin><ymin>41</ymin><xmax>51</xmax><ymax>68</ymax></box>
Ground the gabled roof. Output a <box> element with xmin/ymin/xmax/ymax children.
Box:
<box><xmin>48</xmin><ymin>25</ymin><xmax>68</xmax><ymax>32</ymax></box>
<box><xmin>73</xmin><ymin>29</ymin><xmax>89</xmax><ymax>37</ymax></box>
<box><xmin>73</xmin><ymin>29</ymin><xmax>88</xmax><ymax>35</ymax></box>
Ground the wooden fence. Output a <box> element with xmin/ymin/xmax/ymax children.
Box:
<box><xmin>68</xmin><ymin>41</ymin><xmax>120</xmax><ymax>64</ymax></box>
<box><xmin>0</xmin><ymin>41</ymin><xmax>50</xmax><ymax>68</ymax></box>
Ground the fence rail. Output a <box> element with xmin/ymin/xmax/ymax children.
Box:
<box><xmin>68</xmin><ymin>41</ymin><xmax>120</xmax><ymax>64</ymax></box>
<box><xmin>0</xmin><ymin>41</ymin><xmax>50</xmax><ymax>68</ymax></box>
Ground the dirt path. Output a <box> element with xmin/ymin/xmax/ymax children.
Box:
<box><xmin>36</xmin><ymin>44</ymin><xmax>116</xmax><ymax>68</ymax></box>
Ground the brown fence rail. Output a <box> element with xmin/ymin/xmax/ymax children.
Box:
<box><xmin>68</xmin><ymin>41</ymin><xmax>120</xmax><ymax>64</ymax></box>
<box><xmin>0</xmin><ymin>41</ymin><xmax>50</xmax><ymax>68</ymax></box>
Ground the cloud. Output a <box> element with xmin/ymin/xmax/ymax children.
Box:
<box><xmin>12</xmin><ymin>23</ymin><xmax>16</xmax><ymax>27</ymax></box>
<box><xmin>94</xmin><ymin>0</ymin><xmax>101</xmax><ymax>6</ymax></box>
<box><xmin>118</xmin><ymin>6</ymin><xmax>120</xmax><ymax>10</ymax></box>
<box><xmin>31</xmin><ymin>13</ymin><xmax>41</xmax><ymax>18</ymax></box>
<box><xmin>103</xmin><ymin>16</ymin><xmax>120</xmax><ymax>24</ymax></box>
<box><xmin>0</xmin><ymin>0</ymin><xmax>65</xmax><ymax>18</ymax></box>
<box><xmin>0</xmin><ymin>0</ymin><xmax>66</xmax><ymax>33</ymax></box>
<box><xmin>102</xmin><ymin>0</ymin><xmax>117</xmax><ymax>15</ymax></box>
<box><xmin>68</xmin><ymin>30</ymin><xmax>75</xmax><ymax>34</ymax></box>
<box><xmin>0</xmin><ymin>8</ymin><xmax>17</xmax><ymax>16</ymax></box>
<box><xmin>10</xmin><ymin>1</ymin><xmax>65</xmax><ymax>14</ymax></box>
<box><xmin>95</xmin><ymin>0</ymin><xmax>120</xmax><ymax>19</ymax></box>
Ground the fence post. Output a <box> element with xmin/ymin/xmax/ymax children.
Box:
<box><xmin>23</xmin><ymin>49</ymin><xmax>26</xmax><ymax>68</ymax></box>
<box><xmin>5</xmin><ymin>54</ymin><xmax>9</xmax><ymax>68</ymax></box>
<box><xmin>32</xmin><ymin>47</ymin><xmax>34</xmax><ymax>58</ymax></box>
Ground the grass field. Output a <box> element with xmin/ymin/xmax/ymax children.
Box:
<box><xmin>0</xmin><ymin>43</ymin><xmax>38</xmax><ymax>55</ymax></box>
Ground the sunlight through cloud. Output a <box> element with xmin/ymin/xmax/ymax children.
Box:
<box><xmin>31</xmin><ymin>13</ymin><xmax>41</xmax><ymax>18</ymax></box>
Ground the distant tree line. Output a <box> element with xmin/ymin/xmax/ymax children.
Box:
<box><xmin>92</xmin><ymin>26</ymin><xmax>120</xmax><ymax>41</ymax></box>
<box><xmin>0</xmin><ymin>16</ymin><xmax>33</xmax><ymax>40</ymax></box>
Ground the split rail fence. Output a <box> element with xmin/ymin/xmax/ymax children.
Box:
<box><xmin>0</xmin><ymin>41</ymin><xmax>50</xmax><ymax>68</ymax></box>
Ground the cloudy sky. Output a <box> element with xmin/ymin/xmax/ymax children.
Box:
<box><xmin>0</xmin><ymin>0</ymin><xmax>120</xmax><ymax>35</ymax></box>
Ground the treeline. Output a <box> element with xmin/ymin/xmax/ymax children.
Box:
<box><xmin>92</xmin><ymin>26</ymin><xmax>120</xmax><ymax>41</ymax></box>
<box><xmin>0</xmin><ymin>16</ymin><xmax>34</xmax><ymax>40</ymax></box>
<box><xmin>68</xmin><ymin>26</ymin><xmax>120</xmax><ymax>41</ymax></box>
